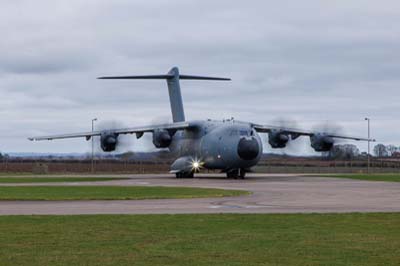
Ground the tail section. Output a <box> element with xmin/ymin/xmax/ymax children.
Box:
<box><xmin>166</xmin><ymin>67</ymin><xmax>185</xmax><ymax>122</ymax></box>
<box><xmin>98</xmin><ymin>67</ymin><xmax>230</xmax><ymax>122</ymax></box>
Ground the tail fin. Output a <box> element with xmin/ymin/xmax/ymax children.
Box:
<box><xmin>166</xmin><ymin>67</ymin><xmax>185</xmax><ymax>122</ymax></box>
<box><xmin>98</xmin><ymin>67</ymin><xmax>230</xmax><ymax>122</ymax></box>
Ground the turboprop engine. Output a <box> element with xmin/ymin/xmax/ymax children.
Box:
<box><xmin>100</xmin><ymin>131</ymin><xmax>118</xmax><ymax>152</ymax></box>
<box><xmin>268</xmin><ymin>130</ymin><xmax>289</xmax><ymax>148</ymax></box>
<box><xmin>152</xmin><ymin>129</ymin><xmax>172</xmax><ymax>148</ymax></box>
<box><xmin>310</xmin><ymin>134</ymin><xmax>334</xmax><ymax>152</ymax></box>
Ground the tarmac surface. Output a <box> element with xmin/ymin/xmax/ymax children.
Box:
<box><xmin>1</xmin><ymin>174</ymin><xmax>400</xmax><ymax>215</ymax></box>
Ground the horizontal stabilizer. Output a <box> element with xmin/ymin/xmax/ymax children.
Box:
<box><xmin>179</xmin><ymin>75</ymin><xmax>230</xmax><ymax>80</ymax></box>
<box><xmin>98</xmin><ymin>74</ymin><xmax>230</xmax><ymax>81</ymax></box>
<box><xmin>97</xmin><ymin>67</ymin><xmax>230</xmax><ymax>123</ymax></box>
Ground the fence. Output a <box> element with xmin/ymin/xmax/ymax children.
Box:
<box><xmin>0</xmin><ymin>159</ymin><xmax>170</xmax><ymax>174</ymax></box>
<box><xmin>254</xmin><ymin>157</ymin><xmax>400</xmax><ymax>174</ymax></box>
<box><xmin>0</xmin><ymin>157</ymin><xmax>399</xmax><ymax>174</ymax></box>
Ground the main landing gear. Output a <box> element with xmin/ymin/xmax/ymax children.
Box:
<box><xmin>175</xmin><ymin>169</ymin><xmax>246</xmax><ymax>179</ymax></box>
<box><xmin>175</xmin><ymin>171</ymin><xmax>194</xmax><ymax>178</ymax></box>
<box><xmin>226</xmin><ymin>168</ymin><xmax>246</xmax><ymax>179</ymax></box>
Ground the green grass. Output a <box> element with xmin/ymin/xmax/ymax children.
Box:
<box><xmin>321</xmin><ymin>173</ymin><xmax>400</xmax><ymax>182</ymax></box>
<box><xmin>0</xmin><ymin>186</ymin><xmax>248</xmax><ymax>200</ymax></box>
<box><xmin>0</xmin><ymin>213</ymin><xmax>399</xmax><ymax>266</ymax></box>
<box><xmin>0</xmin><ymin>177</ymin><xmax>129</xmax><ymax>183</ymax></box>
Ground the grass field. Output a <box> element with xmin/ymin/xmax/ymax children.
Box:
<box><xmin>322</xmin><ymin>174</ymin><xmax>400</xmax><ymax>182</ymax></box>
<box><xmin>0</xmin><ymin>186</ymin><xmax>248</xmax><ymax>200</ymax></box>
<box><xmin>0</xmin><ymin>213</ymin><xmax>399</xmax><ymax>266</ymax></box>
<box><xmin>0</xmin><ymin>177</ymin><xmax>129</xmax><ymax>183</ymax></box>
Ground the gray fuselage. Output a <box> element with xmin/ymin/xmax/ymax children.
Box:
<box><xmin>169</xmin><ymin>119</ymin><xmax>263</xmax><ymax>171</ymax></box>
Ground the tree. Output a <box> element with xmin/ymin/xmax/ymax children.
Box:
<box><xmin>0</xmin><ymin>152</ymin><xmax>9</xmax><ymax>160</ymax></box>
<box><xmin>374</xmin><ymin>144</ymin><xmax>388</xmax><ymax>157</ymax></box>
<box><xmin>329</xmin><ymin>144</ymin><xmax>360</xmax><ymax>159</ymax></box>
<box><xmin>386</xmin><ymin>145</ymin><xmax>398</xmax><ymax>157</ymax></box>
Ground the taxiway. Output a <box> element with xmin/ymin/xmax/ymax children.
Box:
<box><xmin>1</xmin><ymin>174</ymin><xmax>399</xmax><ymax>215</ymax></box>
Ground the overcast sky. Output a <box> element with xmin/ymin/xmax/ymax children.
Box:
<box><xmin>1</xmin><ymin>0</ymin><xmax>399</xmax><ymax>154</ymax></box>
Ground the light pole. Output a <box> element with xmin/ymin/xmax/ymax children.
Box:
<box><xmin>365</xmin><ymin>118</ymin><xmax>370</xmax><ymax>174</ymax></box>
<box><xmin>91</xmin><ymin>118</ymin><xmax>97</xmax><ymax>173</ymax></box>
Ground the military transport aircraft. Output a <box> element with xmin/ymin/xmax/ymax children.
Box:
<box><xmin>29</xmin><ymin>67</ymin><xmax>373</xmax><ymax>178</ymax></box>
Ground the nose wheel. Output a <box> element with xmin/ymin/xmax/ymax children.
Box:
<box><xmin>226</xmin><ymin>169</ymin><xmax>246</xmax><ymax>179</ymax></box>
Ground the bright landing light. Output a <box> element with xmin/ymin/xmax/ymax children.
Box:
<box><xmin>191</xmin><ymin>158</ymin><xmax>204</xmax><ymax>172</ymax></box>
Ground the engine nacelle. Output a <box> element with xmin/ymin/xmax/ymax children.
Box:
<box><xmin>100</xmin><ymin>131</ymin><xmax>118</xmax><ymax>152</ymax></box>
<box><xmin>268</xmin><ymin>130</ymin><xmax>289</xmax><ymax>148</ymax></box>
<box><xmin>310</xmin><ymin>134</ymin><xmax>334</xmax><ymax>152</ymax></box>
<box><xmin>152</xmin><ymin>129</ymin><xmax>172</xmax><ymax>148</ymax></box>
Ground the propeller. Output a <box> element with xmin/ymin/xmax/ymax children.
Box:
<box><xmin>138</xmin><ymin>116</ymin><xmax>179</xmax><ymax>160</ymax></box>
<box><xmin>312</xmin><ymin>121</ymin><xmax>345</xmax><ymax>138</ymax></box>
<box><xmin>266</xmin><ymin>118</ymin><xmax>302</xmax><ymax>155</ymax></box>
<box><xmin>311</xmin><ymin>121</ymin><xmax>346</xmax><ymax>156</ymax></box>
<box><xmin>312</xmin><ymin>121</ymin><xmax>346</xmax><ymax>149</ymax></box>
<box><xmin>91</xmin><ymin>120</ymin><xmax>134</xmax><ymax>154</ymax></box>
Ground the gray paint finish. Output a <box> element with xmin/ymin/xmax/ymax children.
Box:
<box><xmin>166</xmin><ymin>67</ymin><xmax>186</xmax><ymax>122</ymax></box>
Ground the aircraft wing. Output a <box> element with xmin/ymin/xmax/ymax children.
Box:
<box><xmin>252</xmin><ymin>123</ymin><xmax>374</xmax><ymax>141</ymax></box>
<box><xmin>28</xmin><ymin>122</ymin><xmax>191</xmax><ymax>141</ymax></box>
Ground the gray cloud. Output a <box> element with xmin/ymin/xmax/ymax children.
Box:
<box><xmin>1</xmin><ymin>0</ymin><xmax>399</xmax><ymax>153</ymax></box>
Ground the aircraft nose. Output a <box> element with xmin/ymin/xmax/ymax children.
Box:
<box><xmin>237</xmin><ymin>137</ymin><xmax>260</xmax><ymax>160</ymax></box>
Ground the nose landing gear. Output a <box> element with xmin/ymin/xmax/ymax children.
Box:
<box><xmin>226</xmin><ymin>168</ymin><xmax>246</xmax><ymax>179</ymax></box>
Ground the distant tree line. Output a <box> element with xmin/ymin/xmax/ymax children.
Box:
<box><xmin>328</xmin><ymin>144</ymin><xmax>360</xmax><ymax>159</ymax></box>
<box><xmin>327</xmin><ymin>143</ymin><xmax>400</xmax><ymax>159</ymax></box>
<box><xmin>373</xmin><ymin>144</ymin><xmax>400</xmax><ymax>157</ymax></box>
<box><xmin>0</xmin><ymin>152</ymin><xmax>9</xmax><ymax>160</ymax></box>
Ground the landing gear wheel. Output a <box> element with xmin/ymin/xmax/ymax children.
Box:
<box><xmin>176</xmin><ymin>171</ymin><xmax>194</xmax><ymax>178</ymax></box>
<box><xmin>239</xmin><ymin>168</ymin><xmax>246</xmax><ymax>179</ymax></box>
<box><xmin>185</xmin><ymin>171</ymin><xmax>194</xmax><ymax>178</ymax></box>
<box><xmin>226</xmin><ymin>169</ymin><xmax>239</xmax><ymax>179</ymax></box>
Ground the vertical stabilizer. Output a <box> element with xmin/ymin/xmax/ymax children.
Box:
<box><xmin>166</xmin><ymin>67</ymin><xmax>185</xmax><ymax>122</ymax></box>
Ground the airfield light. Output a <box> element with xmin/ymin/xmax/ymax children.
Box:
<box><xmin>365</xmin><ymin>118</ymin><xmax>371</xmax><ymax>174</ymax></box>
<box><xmin>91</xmin><ymin>118</ymin><xmax>98</xmax><ymax>173</ymax></box>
